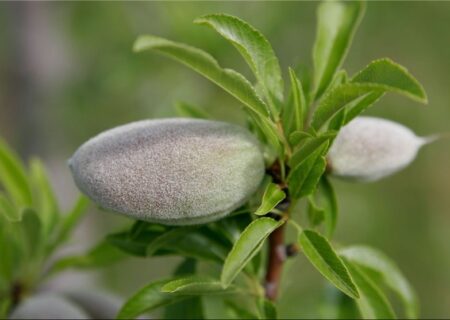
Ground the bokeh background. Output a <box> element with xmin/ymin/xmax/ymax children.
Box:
<box><xmin>1</xmin><ymin>1</ymin><xmax>449</xmax><ymax>318</ymax></box>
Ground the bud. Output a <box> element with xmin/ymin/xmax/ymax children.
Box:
<box><xmin>69</xmin><ymin>118</ymin><xmax>265</xmax><ymax>225</ymax></box>
<box><xmin>9</xmin><ymin>295</ymin><xmax>89</xmax><ymax>319</ymax></box>
<box><xmin>327</xmin><ymin>116</ymin><xmax>432</xmax><ymax>182</ymax></box>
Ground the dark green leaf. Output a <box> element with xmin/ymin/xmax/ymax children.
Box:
<box><xmin>175</xmin><ymin>101</ymin><xmax>211</xmax><ymax>119</ymax></box>
<box><xmin>351</xmin><ymin>58</ymin><xmax>427</xmax><ymax>103</ymax></box>
<box><xmin>337</xmin><ymin>91</ymin><xmax>384</xmax><ymax>129</ymax></box>
<box><xmin>299</xmin><ymin>230</ymin><xmax>359</xmax><ymax>299</ymax></box>
<box><xmin>313</xmin><ymin>1</ymin><xmax>365</xmax><ymax>98</ymax></box>
<box><xmin>254</xmin><ymin>183</ymin><xmax>286</xmax><ymax>216</ymax></box>
<box><xmin>146</xmin><ymin>227</ymin><xmax>196</xmax><ymax>256</ymax></box>
<box><xmin>0</xmin><ymin>138</ymin><xmax>33</xmax><ymax>208</ymax></box>
<box><xmin>134</xmin><ymin>35</ymin><xmax>270</xmax><ymax>118</ymax></box>
<box><xmin>118</xmin><ymin>279</ymin><xmax>185</xmax><ymax>319</ymax></box>
<box><xmin>262</xmin><ymin>299</ymin><xmax>277</xmax><ymax>319</ymax></box>
<box><xmin>341</xmin><ymin>245</ymin><xmax>418</xmax><ymax>318</ymax></box>
<box><xmin>195</xmin><ymin>14</ymin><xmax>284</xmax><ymax>115</ymax></box>
<box><xmin>344</xmin><ymin>259</ymin><xmax>396</xmax><ymax>319</ymax></box>
<box><xmin>221</xmin><ymin>217</ymin><xmax>283</xmax><ymax>287</ymax></box>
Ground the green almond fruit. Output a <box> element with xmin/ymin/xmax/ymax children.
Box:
<box><xmin>69</xmin><ymin>118</ymin><xmax>265</xmax><ymax>225</ymax></box>
<box><xmin>328</xmin><ymin>116</ymin><xmax>434</xmax><ymax>182</ymax></box>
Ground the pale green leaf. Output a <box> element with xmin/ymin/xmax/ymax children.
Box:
<box><xmin>195</xmin><ymin>14</ymin><xmax>284</xmax><ymax>114</ymax></box>
<box><xmin>299</xmin><ymin>230</ymin><xmax>359</xmax><ymax>299</ymax></box>
<box><xmin>175</xmin><ymin>101</ymin><xmax>211</xmax><ymax>119</ymax></box>
<box><xmin>162</xmin><ymin>276</ymin><xmax>237</xmax><ymax>295</ymax></box>
<box><xmin>341</xmin><ymin>245</ymin><xmax>418</xmax><ymax>318</ymax></box>
<box><xmin>287</xmin><ymin>67</ymin><xmax>306</xmax><ymax>133</ymax></box>
<box><xmin>118</xmin><ymin>279</ymin><xmax>185</xmax><ymax>319</ymax></box>
<box><xmin>0</xmin><ymin>138</ymin><xmax>33</xmax><ymax>208</ymax></box>
<box><xmin>289</xmin><ymin>131</ymin><xmax>314</xmax><ymax>146</ymax></box>
<box><xmin>20</xmin><ymin>209</ymin><xmax>42</xmax><ymax>258</ymax></box>
<box><xmin>0</xmin><ymin>193</ymin><xmax>19</xmax><ymax>222</ymax></box>
<box><xmin>134</xmin><ymin>35</ymin><xmax>269</xmax><ymax>118</ymax></box>
<box><xmin>29</xmin><ymin>158</ymin><xmax>59</xmax><ymax>236</ymax></box>
<box><xmin>254</xmin><ymin>183</ymin><xmax>286</xmax><ymax>216</ymax></box>
<box><xmin>313</xmin><ymin>1</ymin><xmax>365</xmax><ymax>98</ymax></box>
<box><xmin>221</xmin><ymin>217</ymin><xmax>283</xmax><ymax>287</ymax></box>
<box><xmin>344</xmin><ymin>259</ymin><xmax>396</xmax><ymax>319</ymax></box>
<box><xmin>351</xmin><ymin>58</ymin><xmax>427</xmax><ymax>103</ymax></box>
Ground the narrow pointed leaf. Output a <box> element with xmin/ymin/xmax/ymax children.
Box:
<box><xmin>351</xmin><ymin>58</ymin><xmax>427</xmax><ymax>103</ymax></box>
<box><xmin>344</xmin><ymin>259</ymin><xmax>396</xmax><ymax>319</ymax></box>
<box><xmin>221</xmin><ymin>217</ymin><xmax>283</xmax><ymax>287</ymax></box>
<box><xmin>195</xmin><ymin>14</ymin><xmax>284</xmax><ymax>112</ymax></box>
<box><xmin>162</xmin><ymin>276</ymin><xmax>237</xmax><ymax>295</ymax></box>
<box><xmin>0</xmin><ymin>194</ymin><xmax>19</xmax><ymax>222</ymax></box>
<box><xmin>146</xmin><ymin>227</ymin><xmax>197</xmax><ymax>256</ymax></box>
<box><xmin>308</xmin><ymin>176</ymin><xmax>338</xmax><ymax>238</ymax></box>
<box><xmin>289</xmin><ymin>133</ymin><xmax>336</xmax><ymax>171</ymax></box>
<box><xmin>299</xmin><ymin>230</ymin><xmax>359</xmax><ymax>299</ymax></box>
<box><xmin>29</xmin><ymin>158</ymin><xmax>59</xmax><ymax>236</ymax></box>
<box><xmin>287</xmin><ymin>68</ymin><xmax>306</xmax><ymax>132</ymax></box>
<box><xmin>313</xmin><ymin>1</ymin><xmax>365</xmax><ymax>98</ymax></box>
<box><xmin>134</xmin><ymin>35</ymin><xmax>269</xmax><ymax>118</ymax></box>
<box><xmin>341</xmin><ymin>245</ymin><xmax>418</xmax><ymax>318</ymax></box>
<box><xmin>118</xmin><ymin>279</ymin><xmax>185</xmax><ymax>319</ymax></box>
<box><xmin>289</xmin><ymin>131</ymin><xmax>314</xmax><ymax>146</ymax></box>
<box><xmin>311</xmin><ymin>83</ymin><xmax>382</xmax><ymax>130</ymax></box>
<box><xmin>175</xmin><ymin>101</ymin><xmax>211</xmax><ymax>119</ymax></box>
<box><xmin>254</xmin><ymin>183</ymin><xmax>286</xmax><ymax>216</ymax></box>
<box><xmin>0</xmin><ymin>139</ymin><xmax>33</xmax><ymax>208</ymax></box>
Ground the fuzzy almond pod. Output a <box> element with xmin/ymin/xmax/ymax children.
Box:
<box><xmin>9</xmin><ymin>295</ymin><xmax>89</xmax><ymax>319</ymax></box>
<box><xmin>69</xmin><ymin>118</ymin><xmax>265</xmax><ymax>225</ymax></box>
<box><xmin>327</xmin><ymin>116</ymin><xmax>433</xmax><ymax>182</ymax></box>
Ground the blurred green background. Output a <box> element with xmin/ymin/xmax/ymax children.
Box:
<box><xmin>0</xmin><ymin>1</ymin><xmax>449</xmax><ymax>318</ymax></box>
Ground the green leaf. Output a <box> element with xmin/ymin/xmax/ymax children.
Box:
<box><xmin>195</xmin><ymin>14</ymin><xmax>284</xmax><ymax>115</ymax></box>
<box><xmin>29</xmin><ymin>158</ymin><xmax>59</xmax><ymax>236</ymax></box>
<box><xmin>287</xmin><ymin>68</ymin><xmax>306</xmax><ymax>133</ymax></box>
<box><xmin>164</xmin><ymin>259</ymin><xmax>203</xmax><ymax>320</ymax></box>
<box><xmin>49</xmin><ymin>195</ymin><xmax>89</xmax><ymax>252</ymax></box>
<box><xmin>221</xmin><ymin>217</ymin><xmax>283</xmax><ymax>287</ymax></box>
<box><xmin>0</xmin><ymin>138</ymin><xmax>33</xmax><ymax>208</ymax></box>
<box><xmin>351</xmin><ymin>58</ymin><xmax>427</xmax><ymax>103</ymax></box>
<box><xmin>118</xmin><ymin>279</ymin><xmax>185</xmax><ymax>319</ymax></box>
<box><xmin>337</xmin><ymin>91</ymin><xmax>384</xmax><ymax>128</ymax></box>
<box><xmin>0</xmin><ymin>193</ymin><xmax>19</xmax><ymax>222</ymax></box>
<box><xmin>340</xmin><ymin>245</ymin><xmax>418</xmax><ymax>318</ymax></box>
<box><xmin>51</xmin><ymin>241</ymin><xmax>127</xmax><ymax>273</ymax></box>
<box><xmin>134</xmin><ymin>35</ymin><xmax>270</xmax><ymax>118</ymax></box>
<box><xmin>20</xmin><ymin>209</ymin><xmax>42</xmax><ymax>258</ymax></box>
<box><xmin>288</xmin><ymin>144</ymin><xmax>328</xmax><ymax>199</ymax></box>
<box><xmin>162</xmin><ymin>276</ymin><xmax>237</xmax><ymax>295</ymax></box>
<box><xmin>146</xmin><ymin>227</ymin><xmax>197</xmax><ymax>256</ymax></box>
<box><xmin>313</xmin><ymin>1</ymin><xmax>365</xmax><ymax>98</ymax></box>
<box><xmin>308</xmin><ymin>176</ymin><xmax>338</xmax><ymax>238</ymax></box>
<box><xmin>107</xmin><ymin>228</ymin><xmax>167</xmax><ymax>257</ymax></box>
<box><xmin>299</xmin><ymin>230</ymin><xmax>359</xmax><ymax>299</ymax></box>
<box><xmin>344</xmin><ymin>259</ymin><xmax>396</xmax><ymax>319</ymax></box>
<box><xmin>289</xmin><ymin>131</ymin><xmax>314</xmax><ymax>146</ymax></box>
<box><xmin>288</xmin><ymin>132</ymin><xmax>336</xmax><ymax>172</ymax></box>
<box><xmin>262</xmin><ymin>299</ymin><xmax>278</xmax><ymax>319</ymax></box>
<box><xmin>175</xmin><ymin>101</ymin><xmax>210</xmax><ymax>119</ymax></box>
<box><xmin>254</xmin><ymin>183</ymin><xmax>286</xmax><ymax>216</ymax></box>
<box><xmin>311</xmin><ymin>83</ymin><xmax>381</xmax><ymax>130</ymax></box>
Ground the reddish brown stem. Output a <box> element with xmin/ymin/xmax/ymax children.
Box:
<box><xmin>264</xmin><ymin>223</ymin><xmax>286</xmax><ymax>301</ymax></box>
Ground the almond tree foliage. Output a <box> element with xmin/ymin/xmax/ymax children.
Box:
<box><xmin>0</xmin><ymin>1</ymin><xmax>431</xmax><ymax>319</ymax></box>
